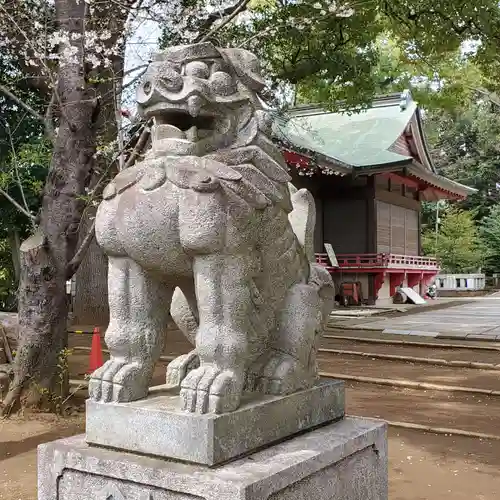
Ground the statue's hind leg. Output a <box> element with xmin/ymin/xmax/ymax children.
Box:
<box><xmin>166</xmin><ymin>284</ymin><xmax>200</xmax><ymax>388</ymax></box>
<box><xmin>89</xmin><ymin>257</ymin><xmax>172</xmax><ymax>403</ymax></box>
<box><xmin>257</xmin><ymin>283</ymin><xmax>321</xmax><ymax>395</ymax></box>
<box><xmin>259</xmin><ymin>266</ymin><xmax>335</xmax><ymax>395</ymax></box>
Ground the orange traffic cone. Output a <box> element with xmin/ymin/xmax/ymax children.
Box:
<box><xmin>87</xmin><ymin>327</ymin><xmax>104</xmax><ymax>374</ymax></box>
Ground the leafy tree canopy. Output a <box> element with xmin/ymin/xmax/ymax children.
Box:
<box><xmin>480</xmin><ymin>205</ymin><xmax>500</xmax><ymax>273</ymax></box>
<box><xmin>157</xmin><ymin>0</ymin><xmax>500</xmax><ymax>110</ymax></box>
<box><xmin>424</xmin><ymin>100</ymin><xmax>500</xmax><ymax>219</ymax></box>
<box><xmin>0</xmin><ymin>139</ymin><xmax>50</xmax><ymax>237</ymax></box>
<box><xmin>422</xmin><ymin>206</ymin><xmax>486</xmax><ymax>273</ymax></box>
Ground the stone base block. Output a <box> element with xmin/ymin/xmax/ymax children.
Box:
<box><xmin>38</xmin><ymin>417</ymin><xmax>387</xmax><ymax>500</ymax></box>
<box><xmin>86</xmin><ymin>379</ymin><xmax>344</xmax><ymax>465</ymax></box>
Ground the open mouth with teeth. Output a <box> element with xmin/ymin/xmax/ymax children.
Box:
<box><xmin>153</xmin><ymin>111</ymin><xmax>216</xmax><ymax>143</ymax></box>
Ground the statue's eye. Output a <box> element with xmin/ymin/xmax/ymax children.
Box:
<box><xmin>185</xmin><ymin>61</ymin><xmax>210</xmax><ymax>79</ymax></box>
<box><xmin>211</xmin><ymin>61</ymin><xmax>230</xmax><ymax>74</ymax></box>
<box><xmin>209</xmin><ymin>71</ymin><xmax>236</xmax><ymax>96</ymax></box>
<box><xmin>160</xmin><ymin>66</ymin><xmax>183</xmax><ymax>91</ymax></box>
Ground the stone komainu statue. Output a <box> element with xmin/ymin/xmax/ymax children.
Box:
<box><xmin>90</xmin><ymin>42</ymin><xmax>335</xmax><ymax>414</ymax></box>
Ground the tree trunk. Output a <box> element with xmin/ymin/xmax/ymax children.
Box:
<box><xmin>1</xmin><ymin>231</ymin><xmax>68</xmax><ymax>412</ymax></box>
<box><xmin>71</xmin><ymin>206</ymin><xmax>109</xmax><ymax>327</ymax></box>
<box><xmin>70</xmin><ymin>5</ymin><xmax>131</xmax><ymax>328</ymax></box>
<box><xmin>1</xmin><ymin>0</ymin><xmax>97</xmax><ymax>415</ymax></box>
<box><xmin>8</xmin><ymin>230</ymin><xmax>21</xmax><ymax>285</ymax></box>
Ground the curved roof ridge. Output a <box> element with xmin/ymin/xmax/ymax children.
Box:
<box><xmin>274</xmin><ymin>90</ymin><xmax>417</xmax><ymax>167</ymax></box>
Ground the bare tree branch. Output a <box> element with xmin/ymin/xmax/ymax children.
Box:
<box><xmin>6</xmin><ymin>129</ymin><xmax>36</xmax><ymax>230</ymax></box>
<box><xmin>0</xmin><ymin>3</ymin><xmax>54</xmax><ymax>93</ymax></box>
<box><xmin>0</xmin><ymin>186</ymin><xmax>36</xmax><ymax>221</ymax></box>
<box><xmin>113</xmin><ymin>73</ymin><xmax>125</xmax><ymax>171</ymax></box>
<box><xmin>122</xmin><ymin>67</ymin><xmax>148</xmax><ymax>91</ymax></box>
<box><xmin>0</xmin><ymin>83</ymin><xmax>45</xmax><ymax>123</ymax></box>
<box><xmin>198</xmin><ymin>0</ymin><xmax>251</xmax><ymax>42</ymax></box>
<box><xmin>78</xmin><ymin>119</ymin><xmax>151</xmax><ymax>222</ymax></box>
<box><xmin>0</xmin><ymin>3</ymin><xmax>72</xmax><ymax>128</ymax></box>
<box><xmin>469</xmin><ymin>86</ymin><xmax>500</xmax><ymax>108</ymax></box>
<box><xmin>123</xmin><ymin>63</ymin><xmax>148</xmax><ymax>77</ymax></box>
<box><xmin>124</xmin><ymin>123</ymin><xmax>151</xmax><ymax>169</ymax></box>
<box><xmin>238</xmin><ymin>26</ymin><xmax>273</xmax><ymax>48</ymax></box>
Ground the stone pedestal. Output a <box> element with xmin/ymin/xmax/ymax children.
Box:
<box><xmin>38</xmin><ymin>417</ymin><xmax>387</xmax><ymax>500</ymax></box>
<box><xmin>86</xmin><ymin>379</ymin><xmax>345</xmax><ymax>465</ymax></box>
<box><xmin>39</xmin><ymin>379</ymin><xmax>388</xmax><ymax>499</ymax></box>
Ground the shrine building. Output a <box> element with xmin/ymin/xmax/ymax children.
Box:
<box><xmin>274</xmin><ymin>91</ymin><xmax>475</xmax><ymax>305</ymax></box>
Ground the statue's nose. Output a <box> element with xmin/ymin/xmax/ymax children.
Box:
<box><xmin>187</xmin><ymin>95</ymin><xmax>205</xmax><ymax>117</ymax></box>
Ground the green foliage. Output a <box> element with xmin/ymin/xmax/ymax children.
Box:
<box><xmin>160</xmin><ymin>1</ymin><xmax>387</xmax><ymax>109</ymax></box>
<box><xmin>0</xmin><ymin>35</ymin><xmax>47</xmax><ymax>162</ymax></box>
<box><xmin>33</xmin><ymin>348</ymin><xmax>85</xmax><ymax>416</ymax></box>
<box><xmin>382</xmin><ymin>1</ymin><xmax>500</xmax><ymax>65</ymax></box>
<box><xmin>480</xmin><ymin>205</ymin><xmax>500</xmax><ymax>272</ymax></box>
<box><xmin>0</xmin><ymin>138</ymin><xmax>49</xmax><ymax>308</ymax></box>
<box><xmin>422</xmin><ymin>206</ymin><xmax>486</xmax><ymax>273</ymax></box>
<box><xmin>249</xmin><ymin>2</ymin><xmax>383</xmax><ymax>108</ymax></box>
<box><xmin>157</xmin><ymin>1</ymin><xmax>500</xmax><ymax>110</ymax></box>
<box><xmin>0</xmin><ymin>16</ymin><xmax>50</xmax><ymax>240</ymax></box>
<box><xmin>0</xmin><ymin>139</ymin><xmax>50</xmax><ymax>237</ymax></box>
<box><xmin>0</xmin><ymin>85</ymin><xmax>45</xmax><ymax>161</ymax></box>
<box><xmin>0</xmin><ymin>239</ymin><xmax>16</xmax><ymax>310</ymax></box>
<box><xmin>420</xmin><ymin>201</ymin><xmax>449</xmax><ymax>232</ymax></box>
<box><xmin>424</xmin><ymin>101</ymin><xmax>500</xmax><ymax>219</ymax></box>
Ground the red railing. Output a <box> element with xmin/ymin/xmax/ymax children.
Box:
<box><xmin>315</xmin><ymin>253</ymin><xmax>439</xmax><ymax>271</ymax></box>
<box><xmin>386</xmin><ymin>254</ymin><xmax>439</xmax><ymax>269</ymax></box>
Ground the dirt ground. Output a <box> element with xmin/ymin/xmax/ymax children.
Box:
<box><xmin>317</xmin><ymin>353</ymin><xmax>500</xmax><ymax>392</ymax></box>
<box><xmin>2</xmin><ymin>330</ymin><xmax>500</xmax><ymax>499</ymax></box>
<box><xmin>0</xmin><ymin>413</ymin><xmax>84</xmax><ymax>500</ymax></box>
<box><xmin>345</xmin><ymin>381</ymin><xmax>500</xmax><ymax>434</ymax></box>
<box><xmin>1</xmin><ymin>412</ymin><xmax>498</xmax><ymax>500</ymax></box>
<box><xmin>320</xmin><ymin>337</ymin><xmax>500</xmax><ymax>364</ymax></box>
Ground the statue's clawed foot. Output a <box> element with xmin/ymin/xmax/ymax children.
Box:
<box><xmin>256</xmin><ymin>351</ymin><xmax>315</xmax><ymax>395</ymax></box>
<box><xmin>166</xmin><ymin>351</ymin><xmax>199</xmax><ymax>388</ymax></box>
<box><xmin>89</xmin><ymin>360</ymin><xmax>150</xmax><ymax>403</ymax></box>
<box><xmin>180</xmin><ymin>365</ymin><xmax>244</xmax><ymax>414</ymax></box>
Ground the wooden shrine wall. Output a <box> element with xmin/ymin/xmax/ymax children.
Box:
<box><xmin>322</xmin><ymin>198</ymin><xmax>369</xmax><ymax>253</ymax></box>
<box><xmin>374</xmin><ymin>176</ymin><xmax>420</xmax><ymax>255</ymax></box>
<box><xmin>376</xmin><ymin>201</ymin><xmax>419</xmax><ymax>255</ymax></box>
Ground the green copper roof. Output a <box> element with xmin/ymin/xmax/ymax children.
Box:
<box><xmin>273</xmin><ymin>93</ymin><xmax>417</xmax><ymax>168</ymax></box>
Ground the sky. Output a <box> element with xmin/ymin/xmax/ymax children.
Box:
<box><xmin>122</xmin><ymin>3</ymin><xmax>162</xmax><ymax>109</ymax></box>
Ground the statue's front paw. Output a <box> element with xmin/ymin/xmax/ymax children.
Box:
<box><xmin>166</xmin><ymin>350</ymin><xmax>199</xmax><ymax>388</ymax></box>
<box><xmin>180</xmin><ymin>365</ymin><xmax>244</xmax><ymax>414</ymax></box>
<box><xmin>89</xmin><ymin>360</ymin><xmax>149</xmax><ymax>403</ymax></box>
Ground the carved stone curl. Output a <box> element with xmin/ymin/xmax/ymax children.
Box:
<box><xmin>90</xmin><ymin>42</ymin><xmax>335</xmax><ymax>414</ymax></box>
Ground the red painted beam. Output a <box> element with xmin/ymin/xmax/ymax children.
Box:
<box><xmin>381</xmin><ymin>172</ymin><xmax>466</xmax><ymax>201</ymax></box>
<box><xmin>381</xmin><ymin>172</ymin><xmax>421</xmax><ymax>189</ymax></box>
<box><xmin>421</xmin><ymin>185</ymin><xmax>465</xmax><ymax>201</ymax></box>
<box><xmin>283</xmin><ymin>150</ymin><xmax>309</xmax><ymax>167</ymax></box>
<box><xmin>326</xmin><ymin>268</ymin><xmax>439</xmax><ymax>274</ymax></box>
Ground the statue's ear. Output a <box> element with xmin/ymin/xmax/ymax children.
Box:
<box><xmin>220</xmin><ymin>48</ymin><xmax>266</xmax><ymax>93</ymax></box>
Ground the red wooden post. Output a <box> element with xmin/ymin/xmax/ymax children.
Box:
<box><xmin>389</xmin><ymin>272</ymin><xmax>405</xmax><ymax>297</ymax></box>
<box><xmin>374</xmin><ymin>272</ymin><xmax>386</xmax><ymax>299</ymax></box>
<box><xmin>407</xmin><ymin>272</ymin><xmax>422</xmax><ymax>290</ymax></box>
